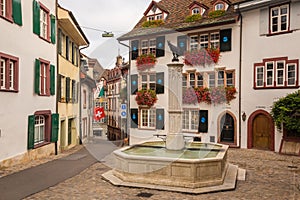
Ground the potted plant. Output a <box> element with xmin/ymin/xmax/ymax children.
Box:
<box><xmin>194</xmin><ymin>87</ymin><xmax>211</xmax><ymax>104</ymax></box>
<box><xmin>184</xmin><ymin>49</ymin><xmax>214</xmax><ymax>66</ymax></box>
<box><xmin>136</xmin><ymin>54</ymin><xmax>157</xmax><ymax>71</ymax></box>
<box><xmin>225</xmin><ymin>86</ymin><xmax>237</xmax><ymax>103</ymax></box>
<box><xmin>182</xmin><ymin>87</ymin><xmax>198</xmax><ymax>104</ymax></box>
<box><xmin>135</xmin><ymin>89</ymin><xmax>158</xmax><ymax>107</ymax></box>
<box><xmin>185</xmin><ymin>14</ymin><xmax>202</xmax><ymax>22</ymax></box>
<box><xmin>208</xmin><ymin>10</ymin><xmax>226</xmax><ymax>18</ymax></box>
<box><xmin>142</xmin><ymin>19</ymin><xmax>164</xmax><ymax>28</ymax></box>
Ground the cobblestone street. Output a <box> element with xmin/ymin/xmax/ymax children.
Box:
<box><xmin>21</xmin><ymin>147</ymin><xmax>300</xmax><ymax>200</ymax></box>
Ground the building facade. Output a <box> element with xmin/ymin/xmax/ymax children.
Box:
<box><xmin>119</xmin><ymin>0</ymin><xmax>242</xmax><ymax>146</ymax></box>
<box><xmin>106</xmin><ymin>56</ymin><xmax>129</xmax><ymax>143</ymax></box>
<box><xmin>57</xmin><ymin>5</ymin><xmax>89</xmax><ymax>151</ymax></box>
<box><xmin>0</xmin><ymin>0</ymin><xmax>58</xmax><ymax>166</ymax></box>
<box><xmin>235</xmin><ymin>0</ymin><xmax>300</xmax><ymax>154</ymax></box>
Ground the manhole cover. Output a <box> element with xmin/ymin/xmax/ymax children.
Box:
<box><xmin>136</xmin><ymin>192</ymin><xmax>153</xmax><ymax>198</ymax></box>
<box><xmin>62</xmin><ymin>154</ymin><xmax>87</xmax><ymax>161</ymax></box>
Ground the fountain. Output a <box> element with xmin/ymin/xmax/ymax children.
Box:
<box><xmin>102</xmin><ymin>63</ymin><xmax>242</xmax><ymax>194</ymax></box>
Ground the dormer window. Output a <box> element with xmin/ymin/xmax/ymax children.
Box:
<box><xmin>144</xmin><ymin>1</ymin><xmax>168</xmax><ymax>22</ymax></box>
<box><xmin>148</xmin><ymin>16</ymin><xmax>155</xmax><ymax>21</ymax></box>
<box><xmin>156</xmin><ymin>14</ymin><xmax>162</xmax><ymax>20</ymax></box>
<box><xmin>215</xmin><ymin>3</ymin><xmax>225</xmax><ymax>10</ymax></box>
<box><xmin>189</xmin><ymin>2</ymin><xmax>207</xmax><ymax>16</ymax></box>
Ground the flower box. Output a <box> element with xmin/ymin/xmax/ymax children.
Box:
<box><xmin>135</xmin><ymin>89</ymin><xmax>157</xmax><ymax>107</ymax></box>
<box><xmin>136</xmin><ymin>54</ymin><xmax>157</xmax><ymax>71</ymax></box>
<box><xmin>184</xmin><ymin>48</ymin><xmax>220</xmax><ymax>67</ymax></box>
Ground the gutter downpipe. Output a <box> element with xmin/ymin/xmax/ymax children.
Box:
<box><xmin>118</xmin><ymin>40</ymin><xmax>131</xmax><ymax>144</ymax></box>
<box><xmin>238</xmin><ymin>7</ymin><xmax>243</xmax><ymax>148</ymax></box>
<box><xmin>55</xmin><ymin>0</ymin><xmax>58</xmax><ymax>155</ymax></box>
<box><xmin>79</xmin><ymin>44</ymin><xmax>90</xmax><ymax>145</ymax></box>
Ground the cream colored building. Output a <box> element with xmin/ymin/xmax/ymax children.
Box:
<box><xmin>57</xmin><ymin>5</ymin><xmax>89</xmax><ymax>151</ymax></box>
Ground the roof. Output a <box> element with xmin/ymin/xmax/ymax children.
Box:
<box><xmin>118</xmin><ymin>0</ymin><xmax>244</xmax><ymax>41</ymax></box>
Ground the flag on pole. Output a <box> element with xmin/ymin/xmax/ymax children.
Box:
<box><xmin>94</xmin><ymin>107</ymin><xmax>105</xmax><ymax>121</ymax></box>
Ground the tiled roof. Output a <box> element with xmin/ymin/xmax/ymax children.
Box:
<box><xmin>118</xmin><ymin>0</ymin><xmax>244</xmax><ymax>40</ymax></box>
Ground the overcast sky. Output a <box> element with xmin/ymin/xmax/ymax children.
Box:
<box><xmin>58</xmin><ymin>0</ymin><xmax>152</xmax><ymax>68</ymax></box>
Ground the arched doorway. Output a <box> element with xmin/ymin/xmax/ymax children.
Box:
<box><xmin>248</xmin><ymin>110</ymin><xmax>274</xmax><ymax>151</ymax></box>
<box><xmin>220</xmin><ymin>113</ymin><xmax>235</xmax><ymax>143</ymax></box>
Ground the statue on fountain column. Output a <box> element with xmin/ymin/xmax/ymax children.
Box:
<box><xmin>167</xmin><ymin>40</ymin><xmax>183</xmax><ymax>62</ymax></box>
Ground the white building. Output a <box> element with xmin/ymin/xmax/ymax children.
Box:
<box><xmin>0</xmin><ymin>0</ymin><xmax>58</xmax><ymax>166</ymax></box>
<box><xmin>235</xmin><ymin>0</ymin><xmax>300</xmax><ymax>154</ymax></box>
<box><xmin>119</xmin><ymin>0</ymin><xmax>242</xmax><ymax>147</ymax></box>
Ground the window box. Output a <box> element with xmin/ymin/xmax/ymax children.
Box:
<box><xmin>135</xmin><ymin>89</ymin><xmax>157</xmax><ymax>107</ymax></box>
<box><xmin>136</xmin><ymin>54</ymin><xmax>157</xmax><ymax>71</ymax></box>
<box><xmin>184</xmin><ymin>48</ymin><xmax>220</xmax><ymax>66</ymax></box>
<box><xmin>183</xmin><ymin>86</ymin><xmax>237</xmax><ymax>105</ymax></box>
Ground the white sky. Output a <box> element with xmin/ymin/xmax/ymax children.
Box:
<box><xmin>58</xmin><ymin>0</ymin><xmax>152</xmax><ymax>68</ymax></box>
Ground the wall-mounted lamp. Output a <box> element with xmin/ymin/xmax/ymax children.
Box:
<box><xmin>242</xmin><ymin>112</ymin><xmax>247</xmax><ymax>121</ymax></box>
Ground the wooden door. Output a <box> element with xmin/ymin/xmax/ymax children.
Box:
<box><xmin>220</xmin><ymin>114</ymin><xmax>234</xmax><ymax>142</ymax></box>
<box><xmin>253</xmin><ymin>114</ymin><xmax>270</xmax><ymax>150</ymax></box>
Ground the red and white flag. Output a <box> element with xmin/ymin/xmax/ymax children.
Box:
<box><xmin>94</xmin><ymin>107</ymin><xmax>105</xmax><ymax>121</ymax></box>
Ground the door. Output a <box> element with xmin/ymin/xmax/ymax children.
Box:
<box><xmin>68</xmin><ymin>119</ymin><xmax>72</xmax><ymax>145</ymax></box>
<box><xmin>253</xmin><ymin>114</ymin><xmax>270</xmax><ymax>150</ymax></box>
<box><xmin>220</xmin><ymin>113</ymin><xmax>234</xmax><ymax>142</ymax></box>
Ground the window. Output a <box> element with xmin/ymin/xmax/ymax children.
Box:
<box><xmin>215</xmin><ymin>3</ymin><xmax>225</xmax><ymax>11</ymax></box>
<box><xmin>40</xmin><ymin>8</ymin><xmax>48</xmax><ymax>39</ymax></box>
<box><xmin>34</xmin><ymin>115</ymin><xmax>45</xmax><ymax>144</ymax></box>
<box><xmin>217</xmin><ymin>71</ymin><xmax>224</xmax><ymax>86</ymax></box>
<box><xmin>189</xmin><ymin>31</ymin><xmax>220</xmax><ymax>50</ymax></box>
<box><xmin>1</xmin><ymin>0</ymin><xmax>22</xmax><ymax>25</ymax></box>
<box><xmin>60</xmin><ymin>75</ymin><xmax>65</xmax><ymax>101</ymax></box>
<box><xmin>83</xmin><ymin>90</ymin><xmax>87</xmax><ymax>108</ymax></box>
<box><xmin>182</xmin><ymin>110</ymin><xmax>199</xmax><ymax>131</ymax></box>
<box><xmin>141</xmin><ymin>73</ymin><xmax>156</xmax><ymax>91</ymax></box>
<box><xmin>141</xmin><ymin>108</ymin><xmax>155</xmax><ymax>129</ymax></box>
<box><xmin>33</xmin><ymin>1</ymin><xmax>55</xmax><ymax>43</ymax></box>
<box><xmin>208</xmin><ymin>73</ymin><xmax>215</xmax><ymax>88</ymax></box>
<box><xmin>197</xmin><ymin>74</ymin><xmax>203</xmax><ymax>87</ymax></box>
<box><xmin>270</xmin><ymin>5</ymin><xmax>289</xmax><ymax>34</ymax></box>
<box><xmin>156</xmin><ymin>14</ymin><xmax>162</xmax><ymax>20</ymax></box>
<box><xmin>254</xmin><ymin>57</ymin><xmax>299</xmax><ymax>89</ymax></box>
<box><xmin>192</xmin><ymin>8</ymin><xmax>200</xmax><ymax>14</ymax></box>
<box><xmin>141</xmin><ymin>39</ymin><xmax>156</xmax><ymax>55</ymax></box>
<box><xmin>0</xmin><ymin>52</ymin><xmax>18</xmax><ymax>92</ymax></box>
<box><xmin>35</xmin><ymin>59</ymin><xmax>50</xmax><ymax>96</ymax></box>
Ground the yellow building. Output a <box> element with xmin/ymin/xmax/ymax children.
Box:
<box><xmin>57</xmin><ymin>5</ymin><xmax>89</xmax><ymax>151</ymax></box>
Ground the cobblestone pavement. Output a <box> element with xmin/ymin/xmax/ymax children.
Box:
<box><xmin>19</xmin><ymin>147</ymin><xmax>300</xmax><ymax>200</ymax></box>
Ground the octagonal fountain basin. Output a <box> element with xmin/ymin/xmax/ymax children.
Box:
<box><xmin>102</xmin><ymin>141</ymin><xmax>239</xmax><ymax>193</ymax></box>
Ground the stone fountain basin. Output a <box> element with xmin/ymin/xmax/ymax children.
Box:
<box><xmin>112</xmin><ymin>142</ymin><xmax>229</xmax><ymax>189</ymax></box>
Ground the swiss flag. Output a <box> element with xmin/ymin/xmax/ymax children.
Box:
<box><xmin>94</xmin><ymin>107</ymin><xmax>105</xmax><ymax>121</ymax></box>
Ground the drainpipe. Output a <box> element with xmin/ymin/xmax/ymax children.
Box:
<box><xmin>118</xmin><ymin>40</ymin><xmax>131</xmax><ymax>144</ymax></box>
<box><xmin>79</xmin><ymin>44</ymin><xmax>90</xmax><ymax>145</ymax></box>
<box><xmin>238</xmin><ymin>11</ymin><xmax>243</xmax><ymax>148</ymax></box>
<box><xmin>55</xmin><ymin>0</ymin><xmax>58</xmax><ymax>155</ymax></box>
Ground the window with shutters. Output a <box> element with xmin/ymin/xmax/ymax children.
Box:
<box><xmin>36</xmin><ymin>59</ymin><xmax>50</xmax><ymax>96</ymax></box>
<box><xmin>182</xmin><ymin>110</ymin><xmax>199</xmax><ymax>132</ymax></box>
<box><xmin>141</xmin><ymin>38</ymin><xmax>156</xmax><ymax>55</ymax></box>
<box><xmin>28</xmin><ymin>110</ymin><xmax>53</xmax><ymax>149</ymax></box>
<box><xmin>39</xmin><ymin>3</ymin><xmax>50</xmax><ymax>41</ymax></box>
<box><xmin>0</xmin><ymin>52</ymin><xmax>18</xmax><ymax>92</ymax></box>
<box><xmin>141</xmin><ymin>108</ymin><xmax>156</xmax><ymax>129</ymax></box>
<box><xmin>60</xmin><ymin>75</ymin><xmax>66</xmax><ymax>102</ymax></box>
<box><xmin>270</xmin><ymin>4</ymin><xmax>289</xmax><ymax>34</ymax></box>
<box><xmin>254</xmin><ymin>57</ymin><xmax>299</xmax><ymax>89</ymax></box>
<box><xmin>1</xmin><ymin>0</ymin><xmax>22</xmax><ymax>25</ymax></box>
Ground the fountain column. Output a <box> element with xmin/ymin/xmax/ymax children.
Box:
<box><xmin>166</xmin><ymin>63</ymin><xmax>184</xmax><ymax>150</ymax></box>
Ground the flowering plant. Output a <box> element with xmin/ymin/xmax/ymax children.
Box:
<box><xmin>136</xmin><ymin>54</ymin><xmax>157</xmax><ymax>71</ymax></box>
<box><xmin>184</xmin><ymin>48</ymin><xmax>220</xmax><ymax>66</ymax></box>
<box><xmin>135</xmin><ymin>89</ymin><xmax>157</xmax><ymax>107</ymax></box>
<box><xmin>194</xmin><ymin>87</ymin><xmax>211</xmax><ymax>104</ymax></box>
<box><xmin>182</xmin><ymin>87</ymin><xmax>198</xmax><ymax>104</ymax></box>
<box><xmin>182</xmin><ymin>86</ymin><xmax>237</xmax><ymax>105</ymax></box>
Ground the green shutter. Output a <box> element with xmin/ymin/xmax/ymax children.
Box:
<box><xmin>66</xmin><ymin>77</ymin><xmax>70</xmax><ymax>102</ymax></box>
<box><xmin>27</xmin><ymin>115</ymin><xmax>35</xmax><ymax>149</ymax></box>
<box><xmin>34</xmin><ymin>59</ymin><xmax>40</xmax><ymax>94</ymax></box>
<box><xmin>32</xmin><ymin>0</ymin><xmax>40</xmax><ymax>35</ymax></box>
<box><xmin>57</xmin><ymin>74</ymin><xmax>61</xmax><ymax>101</ymax></box>
<box><xmin>50</xmin><ymin>14</ymin><xmax>56</xmax><ymax>44</ymax></box>
<box><xmin>50</xmin><ymin>65</ymin><xmax>55</xmax><ymax>95</ymax></box>
<box><xmin>12</xmin><ymin>0</ymin><xmax>22</xmax><ymax>26</ymax></box>
<box><xmin>58</xmin><ymin>29</ymin><xmax>62</xmax><ymax>54</ymax></box>
<box><xmin>51</xmin><ymin>113</ymin><xmax>59</xmax><ymax>142</ymax></box>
